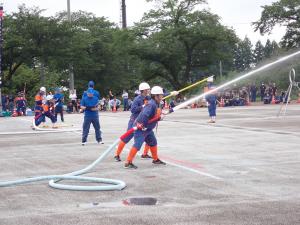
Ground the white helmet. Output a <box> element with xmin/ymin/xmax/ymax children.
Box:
<box><xmin>40</xmin><ymin>87</ymin><xmax>46</xmax><ymax>92</ymax></box>
<box><xmin>139</xmin><ymin>82</ymin><xmax>150</xmax><ymax>91</ymax></box>
<box><xmin>151</xmin><ymin>86</ymin><xmax>164</xmax><ymax>95</ymax></box>
<box><xmin>46</xmin><ymin>95</ymin><xmax>53</xmax><ymax>101</ymax></box>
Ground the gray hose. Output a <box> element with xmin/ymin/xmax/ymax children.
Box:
<box><xmin>0</xmin><ymin>138</ymin><xmax>126</xmax><ymax>191</ymax></box>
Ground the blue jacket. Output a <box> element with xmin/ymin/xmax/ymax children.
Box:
<box><xmin>130</xmin><ymin>95</ymin><xmax>150</xmax><ymax>120</ymax></box>
<box><xmin>135</xmin><ymin>99</ymin><xmax>160</xmax><ymax>131</ymax></box>
<box><xmin>81</xmin><ymin>89</ymin><xmax>99</xmax><ymax>117</ymax></box>
<box><xmin>53</xmin><ymin>93</ymin><xmax>64</xmax><ymax>107</ymax></box>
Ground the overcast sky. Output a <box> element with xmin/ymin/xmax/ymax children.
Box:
<box><xmin>3</xmin><ymin>0</ymin><xmax>286</xmax><ymax>44</ymax></box>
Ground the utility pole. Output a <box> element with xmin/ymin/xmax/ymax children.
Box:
<box><xmin>219</xmin><ymin>60</ymin><xmax>223</xmax><ymax>80</ymax></box>
<box><xmin>121</xmin><ymin>0</ymin><xmax>127</xmax><ymax>29</ymax></box>
<box><xmin>0</xmin><ymin>4</ymin><xmax>3</xmax><ymax>115</ymax></box>
<box><xmin>67</xmin><ymin>0</ymin><xmax>74</xmax><ymax>91</ymax></box>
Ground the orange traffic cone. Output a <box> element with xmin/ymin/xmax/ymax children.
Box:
<box><xmin>246</xmin><ymin>97</ymin><xmax>251</xmax><ymax>106</ymax></box>
<box><xmin>219</xmin><ymin>98</ymin><xmax>224</xmax><ymax>107</ymax></box>
<box><xmin>12</xmin><ymin>109</ymin><xmax>18</xmax><ymax>117</ymax></box>
<box><xmin>164</xmin><ymin>101</ymin><xmax>169</xmax><ymax>109</ymax></box>
<box><xmin>113</xmin><ymin>103</ymin><xmax>117</xmax><ymax>113</ymax></box>
<box><xmin>271</xmin><ymin>95</ymin><xmax>276</xmax><ymax>104</ymax></box>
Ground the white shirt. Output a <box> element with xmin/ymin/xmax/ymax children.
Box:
<box><xmin>109</xmin><ymin>99</ymin><xmax>121</xmax><ymax>106</ymax></box>
<box><xmin>69</xmin><ymin>93</ymin><xmax>77</xmax><ymax>101</ymax></box>
<box><xmin>122</xmin><ymin>92</ymin><xmax>128</xmax><ymax>99</ymax></box>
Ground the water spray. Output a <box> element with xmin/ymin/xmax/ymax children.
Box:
<box><xmin>171</xmin><ymin>51</ymin><xmax>300</xmax><ymax>112</ymax></box>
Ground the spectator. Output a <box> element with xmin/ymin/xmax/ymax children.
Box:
<box><xmin>109</xmin><ymin>96</ymin><xmax>121</xmax><ymax>111</ymax></box>
<box><xmin>250</xmin><ymin>84</ymin><xmax>257</xmax><ymax>102</ymax></box>
<box><xmin>1</xmin><ymin>94</ymin><xmax>8</xmax><ymax>112</ymax></box>
<box><xmin>128</xmin><ymin>98</ymin><xmax>133</xmax><ymax>110</ymax></box>
<box><xmin>8</xmin><ymin>94</ymin><xmax>14</xmax><ymax>113</ymax></box>
<box><xmin>69</xmin><ymin>90</ymin><xmax>78</xmax><ymax>113</ymax></box>
<box><xmin>264</xmin><ymin>92</ymin><xmax>272</xmax><ymax>104</ymax></box>
<box><xmin>169</xmin><ymin>99</ymin><xmax>176</xmax><ymax>109</ymax></box>
<box><xmin>100</xmin><ymin>97</ymin><xmax>105</xmax><ymax>111</ymax></box>
<box><xmin>66</xmin><ymin>101</ymin><xmax>73</xmax><ymax>113</ymax></box>
<box><xmin>122</xmin><ymin>90</ymin><xmax>129</xmax><ymax>111</ymax></box>
<box><xmin>260</xmin><ymin>83</ymin><xmax>266</xmax><ymax>101</ymax></box>
<box><xmin>109</xmin><ymin>90</ymin><xmax>114</xmax><ymax>100</ymax></box>
<box><xmin>272</xmin><ymin>83</ymin><xmax>277</xmax><ymax>97</ymax></box>
<box><xmin>76</xmin><ymin>99</ymin><xmax>81</xmax><ymax>111</ymax></box>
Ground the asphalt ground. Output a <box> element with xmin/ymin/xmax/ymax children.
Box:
<box><xmin>0</xmin><ymin>104</ymin><xmax>299</xmax><ymax>225</ymax></box>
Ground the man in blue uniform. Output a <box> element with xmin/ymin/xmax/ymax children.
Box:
<box><xmin>53</xmin><ymin>88</ymin><xmax>64</xmax><ymax>122</ymax></box>
<box><xmin>80</xmin><ymin>81</ymin><xmax>103</xmax><ymax>145</ymax></box>
<box><xmin>205</xmin><ymin>86</ymin><xmax>217</xmax><ymax>123</ymax></box>
<box><xmin>124</xmin><ymin>86</ymin><xmax>166</xmax><ymax>169</ymax></box>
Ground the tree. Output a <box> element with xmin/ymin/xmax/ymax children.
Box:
<box><xmin>233</xmin><ymin>37</ymin><xmax>253</xmax><ymax>71</ymax></box>
<box><xmin>133</xmin><ymin>0</ymin><xmax>238</xmax><ymax>89</ymax></box>
<box><xmin>253</xmin><ymin>0</ymin><xmax>300</xmax><ymax>48</ymax></box>
<box><xmin>3</xmin><ymin>5</ymin><xmax>73</xmax><ymax>86</ymax></box>
<box><xmin>253</xmin><ymin>40</ymin><xmax>264</xmax><ymax>65</ymax></box>
<box><xmin>264</xmin><ymin>39</ymin><xmax>273</xmax><ymax>58</ymax></box>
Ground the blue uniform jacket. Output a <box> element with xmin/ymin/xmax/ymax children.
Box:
<box><xmin>205</xmin><ymin>94</ymin><xmax>217</xmax><ymax>106</ymax></box>
<box><xmin>81</xmin><ymin>89</ymin><xmax>99</xmax><ymax>117</ymax></box>
<box><xmin>135</xmin><ymin>99</ymin><xmax>159</xmax><ymax>131</ymax></box>
<box><xmin>53</xmin><ymin>93</ymin><xmax>64</xmax><ymax>107</ymax></box>
<box><xmin>130</xmin><ymin>95</ymin><xmax>150</xmax><ymax>120</ymax></box>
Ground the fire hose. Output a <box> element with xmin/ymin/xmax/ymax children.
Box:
<box><xmin>0</xmin><ymin>128</ymin><xmax>139</xmax><ymax>191</ymax></box>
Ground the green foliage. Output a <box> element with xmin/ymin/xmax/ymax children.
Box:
<box><xmin>233</xmin><ymin>37</ymin><xmax>254</xmax><ymax>71</ymax></box>
<box><xmin>253</xmin><ymin>40</ymin><xmax>264</xmax><ymax>65</ymax></box>
<box><xmin>254</xmin><ymin>0</ymin><xmax>300</xmax><ymax>48</ymax></box>
<box><xmin>132</xmin><ymin>0</ymin><xmax>238</xmax><ymax>89</ymax></box>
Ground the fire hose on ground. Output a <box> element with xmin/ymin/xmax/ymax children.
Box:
<box><xmin>0</xmin><ymin>128</ymin><xmax>139</xmax><ymax>191</ymax></box>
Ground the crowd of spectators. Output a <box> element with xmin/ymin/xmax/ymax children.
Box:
<box><xmin>0</xmin><ymin>82</ymin><xmax>292</xmax><ymax>116</ymax></box>
<box><xmin>166</xmin><ymin>82</ymin><xmax>290</xmax><ymax>109</ymax></box>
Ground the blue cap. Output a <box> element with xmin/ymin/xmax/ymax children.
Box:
<box><xmin>88</xmin><ymin>81</ymin><xmax>95</xmax><ymax>88</ymax></box>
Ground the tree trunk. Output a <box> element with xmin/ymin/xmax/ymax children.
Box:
<box><xmin>7</xmin><ymin>61</ymin><xmax>22</xmax><ymax>82</ymax></box>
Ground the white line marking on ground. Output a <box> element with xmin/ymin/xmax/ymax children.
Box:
<box><xmin>162</xmin><ymin>160</ymin><xmax>223</xmax><ymax>180</ymax></box>
<box><xmin>123</xmin><ymin>147</ymin><xmax>222</xmax><ymax>180</ymax></box>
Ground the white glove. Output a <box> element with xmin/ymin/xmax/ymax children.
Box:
<box><xmin>170</xmin><ymin>91</ymin><xmax>179</xmax><ymax>96</ymax></box>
